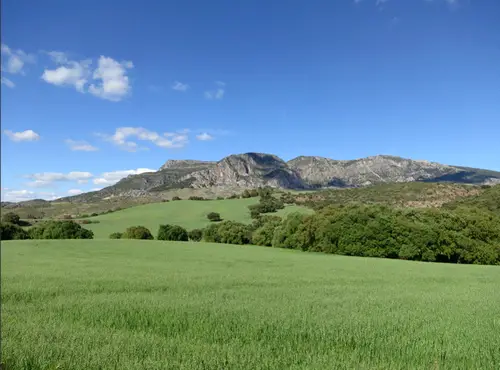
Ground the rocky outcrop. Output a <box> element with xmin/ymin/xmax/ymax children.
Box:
<box><xmin>288</xmin><ymin>155</ymin><xmax>460</xmax><ymax>187</ymax></box>
<box><xmin>59</xmin><ymin>152</ymin><xmax>500</xmax><ymax>202</ymax></box>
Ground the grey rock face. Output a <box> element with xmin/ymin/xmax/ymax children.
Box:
<box><xmin>58</xmin><ymin>152</ymin><xmax>500</xmax><ymax>202</ymax></box>
<box><xmin>288</xmin><ymin>155</ymin><xmax>460</xmax><ymax>187</ymax></box>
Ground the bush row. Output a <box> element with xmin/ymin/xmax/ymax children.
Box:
<box><xmin>1</xmin><ymin>220</ymin><xmax>94</xmax><ymax>240</ymax></box>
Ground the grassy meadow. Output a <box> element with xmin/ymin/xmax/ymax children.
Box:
<box><xmin>2</xmin><ymin>240</ymin><xmax>500</xmax><ymax>369</ymax></box>
<box><xmin>82</xmin><ymin>198</ymin><xmax>312</xmax><ymax>238</ymax></box>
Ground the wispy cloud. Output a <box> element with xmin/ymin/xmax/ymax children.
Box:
<box><xmin>204</xmin><ymin>81</ymin><xmax>225</xmax><ymax>100</ymax></box>
<box><xmin>65</xmin><ymin>139</ymin><xmax>99</xmax><ymax>152</ymax></box>
<box><xmin>67</xmin><ymin>189</ymin><xmax>83</xmax><ymax>195</ymax></box>
<box><xmin>196</xmin><ymin>132</ymin><xmax>214</xmax><ymax>141</ymax></box>
<box><xmin>1</xmin><ymin>189</ymin><xmax>59</xmax><ymax>202</ymax></box>
<box><xmin>3</xmin><ymin>129</ymin><xmax>40</xmax><ymax>142</ymax></box>
<box><xmin>1</xmin><ymin>44</ymin><xmax>36</xmax><ymax>75</ymax></box>
<box><xmin>98</xmin><ymin>127</ymin><xmax>189</xmax><ymax>152</ymax></box>
<box><xmin>25</xmin><ymin>171</ymin><xmax>94</xmax><ymax>188</ymax></box>
<box><xmin>172</xmin><ymin>81</ymin><xmax>190</xmax><ymax>92</ymax></box>
<box><xmin>93</xmin><ymin>168</ymin><xmax>156</xmax><ymax>186</ymax></box>
<box><xmin>1</xmin><ymin>76</ymin><xmax>15</xmax><ymax>88</ymax></box>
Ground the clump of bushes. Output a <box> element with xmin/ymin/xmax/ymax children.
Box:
<box><xmin>248</xmin><ymin>188</ymin><xmax>284</xmax><ymax>218</ymax></box>
<box><xmin>241</xmin><ymin>189</ymin><xmax>259</xmax><ymax>198</ymax></box>
<box><xmin>157</xmin><ymin>224</ymin><xmax>188</xmax><ymax>241</ymax></box>
<box><xmin>172</xmin><ymin>196</ymin><xmax>182</xmax><ymax>201</ymax></box>
<box><xmin>207</xmin><ymin>212</ymin><xmax>222</xmax><ymax>222</ymax></box>
<box><xmin>226</xmin><ymin>194</ymin><xmax>239</xmax><ymax>199</ymax></box>
<box><xmin>188</xmin><ymin>196</ymin><xmax>206</xmax><ymax>201</ymax></box>
<box><xmin>2</xmin><ymin>212</ymin><xmax>21</xmax><ymax>225</ymax></box>
<box><xmin>0</xmin><ymin>222</ymin><xmax>30</xmax><ymax>240</ymax></box>
<box><xmin>109</xmin><ymin>232</ymin><xmax>123</xmax><ymax>239</ymax></box>
<box><xmin>122</xmin><ymin>226</ymin><xmax>154</xmax><ymax>240</ymax></box>
<box><xmin>188</xmin><ymin>229</ymin><xmax>203</xmax><ymax>241</ymax></box>
<box><xmin>29</xmin><ymin>221</ymin><xmax>94</xmax><ymax>240</ymax></box>
<box><xmin>203</xmin><ymin>221</ymin><xmax>252</xmax><ymax>245</ymax></box>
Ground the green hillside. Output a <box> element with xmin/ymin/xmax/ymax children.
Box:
<box><xmin>2</xmin><ymin>240</ymin><xmax>499</xmax><ymax>369</ymax></box>
<box><xmin>83</xmin><ymin>198</ymin><xmax>313</xmax><ymax>238</ymax></box>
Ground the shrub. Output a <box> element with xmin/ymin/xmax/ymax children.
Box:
<box><xmin>203</xmin><ymin>221</ymin><xmax>251</xmax><ymax>245</ymax></box>
<box><xmin>188</xmin><ymin>228</ymin><xmax>203</xmax><ymax>242</ymax></box>
<box><xmin>172</xmin><ymin>196</ymin><xmax>181</xmax><ymax>201</ymax></box>
<box><xmin>241</xmin><ymin>189</ymin><xmax>252</xmax><ymax>198</ymax></box>
<box><xmin>29</xmin><ymin>221</ymin><xmax>94</xmax><ymax>240</ymax></box>
<box><xmin>207</xmin><ymin>212</ymin><xmax>222</xmax><ymax>222</ymax></box>
<box><xmin>216</xmin><ymin>196</ymin><xmax>224</xmax><ymax>200</ymax></box>
<box><xmin>189</xmin><ymin>196</ymin><xmax>205</xmax><ymax>201</ymax></box>
<box><xmin>109</xmin><ymin>232</ymin><xmax>123</xmax><ymax>239</ymax></box>
<box><xmin>0</xmin><ymin>222</ymin><xmax>30</xmax><ymax>240</ymax></box>
<box><xmin>252</xmin><ymin>218</ymin><xmax>281</xmax><ymax>247</ymax></box>
<box><xmin>157</xmin><ymin>224</ymin><xmax>188</xmax><ymax>241</ymax></box>
<box><xmin>2</xmin><ymin>212</ymin><xmax>21</xmax><ymax>225</ymax></box>
<box><xmin>122</xmin><ymin>226</ymin><xmax>154</xmax><ymax>240</ymax></box>
<box><xmin>91</xmin><ymin>213</ymin><xmax>99</xmax><ymax>217</ymax></box>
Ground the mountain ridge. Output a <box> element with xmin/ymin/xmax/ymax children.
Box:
<box><xmin>48</xmin><ymin>152</ymin><xmax>500</xmax><ymax>202</ymax></box>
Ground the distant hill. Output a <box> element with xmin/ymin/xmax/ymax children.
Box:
<box><xmin>53</xmin><ymin>152</ymin><xmax>500</xmax><ymax>202</ymax></box>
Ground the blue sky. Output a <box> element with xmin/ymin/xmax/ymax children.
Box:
<box><xmin>1</xmin><ymin>0</ymin><xmax>499</xmax><ymax>201</ymax></box>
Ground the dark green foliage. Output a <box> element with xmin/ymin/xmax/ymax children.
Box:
<box><xmin>241</xmin><ymin>190</ymin><xmax>252</xmax><ymax>198</ymax></box>
<box><xmin>203</xmin><ymin>221</ymin><xmax>251</xmax><ymax>245</ymax></box>
<box><xmin>91</xmin><ymin>213</ymin><xmax>99</xmax><ymax>217</ymax></box>
<box><xmin>0</xmin><ymin>222</ymin><xmax>30</xmax><ymax>240</ymax></box>
<box><xmin>122</xmin><ymin>226</ymin><xmax>154</xmax><ymax>240</ymax></box>
<box><xmin>216</xmin><ymin>196</ymin><xmax>224</xmax><ymax>200</ymax></box>
<box><xmin>157</xmin><ymin>224</ymin><xmax>188</xmax><ymax>241</ymax></box>
<box><xmin>268</xmin><ymin>205</ymin><xmax>500</xmax><ymax>265</ymax></box>
<box><xmin>109</xmin><ymin>232</ymin><xmax>123</xmax><ymax>239</ymax></box>
<box><xmin>188</xmin><ymin>228</ymin><xmax>203</xmax><ymax>241</ymax></box>
<box><xmin>29</xmin><ymin>221</ymin><xmax>94</xmax><ymax>240</ymax></box>
<box><xmin>248</xmin><ymin>191</ymin><xmax>285</xmax><ymax>217</ymax></box>
<box><xmin>188</xmin><ymin>196</ymin><xmax>206</xmax><ymax>201</ymax></box>
<box><xmin>251</xmin><ymin>216</ymin><xmax>282</xmax><ymax>246</ymax></box>
<box><xmin>207</xmin><ymin>212</ymin><xmax>222</xmax><ymax>222</ymax></box>
<box><xmin>172</xmin><ymin>196</ymin><xmax>181</xmax><ymax>201</ymax></box>
<box><xmin>241</xmin><ymin>189</ymin><xmax>259</xmax><ymax>198</ymax></box>
<box><xmin>2</xmin><ymin>212</ymin><xmax>21</xmax><ymax>225</ymax></box>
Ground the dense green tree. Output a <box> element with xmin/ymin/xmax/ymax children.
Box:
<box><xmin>29</xmin><ymin>221</ymin><xmax>94</xmax><ymax>240</ymax></box>
<box><xmin>0</xmin><ymin>222</ymin><xmax>30</xmax><ymax>240</ymax></box>
<box><xmin>122</xmin><ymin>226</ymin><xmax>154</xmax><ymax>240</ymax></box>
<box><xmin>157</xmin><ymin>224</ymin><xmax>188</xmax><ymax>241</ymax></box>
<box><xmin>109</xmin><ymin>232</ymin><xmax>123</xmax><ymax>239</ymax></box>
<box><xmin>207</xmin><ymin>212</ymin><xmax>222</xmax><ymax>222</ymax></box>
<box><xmin>188</xmin><ymin>229</ymin><xmax>203</xmax><ymax>241</ymax></box>
<box><xmin>2</xmin><ymin>212</ymin><xmax>21</xmax><ymax>225</ymax></box>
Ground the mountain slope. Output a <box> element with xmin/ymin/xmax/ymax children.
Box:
<box><xmin>59</xmin><ymin>152</ymin><xmax>500</xmax><ymax>202</ymax></box>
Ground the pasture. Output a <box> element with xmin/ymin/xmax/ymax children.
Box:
<box><xmin>82</xmin><ymin>198</ymin><xmax>312</xmax><ymax>238</ymax></box>
<box><xmin>2</xmin><ymin>240</ymin><xmax>499</xmax><ymax>369</ymax></box>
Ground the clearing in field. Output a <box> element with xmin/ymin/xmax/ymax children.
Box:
<box><xmin>2</xmin><ymin>240</ymin><xmax>499</xmax><ymax>369</ymax></box>
<box><xmin>82</xmin><ymin>197</ymin><xmax>312</xmax><ymax>238</ymax></box>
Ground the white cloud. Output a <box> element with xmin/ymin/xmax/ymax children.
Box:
<box><xmin>4</xmin><ymin>129</ymin><xmax>40</xmax><ymax>142</ymax></box>
<box><xmin>172</xmin><ymin>81</ymin><xmax>190</xmax><ymax>92</ymax></box>
<box><xmin>41</xmin><ymin>52</ymin><xmax>133</xmax><ymax>101</ymax></box>
<box><xmin>93</xmin><ymin>168</ymin><xmax>156</xmax><ymax>186</ymax></box>
<box><xmin>196</xmin><ymin>132</ymin><xmax>214</xmax><ymax>141</ymax></box>
<box><xmin>67</xmin><ymin>189</ymin><xmax>83</xmax><ymax>195</ymax></box>
<box><xmin>65</xmin><ymin>139</ymin><xmax>98</xmax><ymax>151</ymax></box>
<box><xmin>205</xmin><ymin>81</ymin><xmax>225</xmax><ymax>100</ymax></box>
<box><xmin>41</xmin><ymin>57</ymin><xmax>91</xmax><ymax>93</ymax></box>
<box><xmin>25</xmin><ymin>171</ymin><xmax>93</xmax><ymax>187</ymax></box>
<box><xmin>1</xmin><ymin>44</ymin><xmax>36</xmax><ymax>75</ymax></box>
<box><xmin>88</xmin><ymin>56</ymin><xmax>133</xmax><ymax>101</ymax></box>
<box><xmin>1</xmin><ymin>76</ymin><xmax>15</xmax><ymax>88</ymax></box>
<box><xmin>99</xmin><ymin>127</ymin><xmax>189</xmax><ymax>151</ymax></box>
<box><xmin>1</xmin><ymin>189</ymin><xmax>59</xmax><ymax>202</ymax></box>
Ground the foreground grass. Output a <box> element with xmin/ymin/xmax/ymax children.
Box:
<box><xmin>2</xmin><ymin>240</ymin><xmax>500</xmax><ymax>370</ymax></box>
<box><xmin>83</xmin><ymin>198</ymin><xmax>312</xmax><ymax>238</ymax></box>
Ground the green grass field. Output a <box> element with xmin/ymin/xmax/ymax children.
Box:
<box><xmin>83</xmin><ymin>198</ymin><xmax>312</xmax><ymax>238</ymax></box>
<box><xmin>2</xmin><ymin>240</ymin><xmax>499</xmax><ymax>369</ymax></box>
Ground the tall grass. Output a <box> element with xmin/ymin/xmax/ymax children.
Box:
<box><xmin>2</xmin><ymin>240</ymin><xmax>500</xmax><ymax>369</ymax></box>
